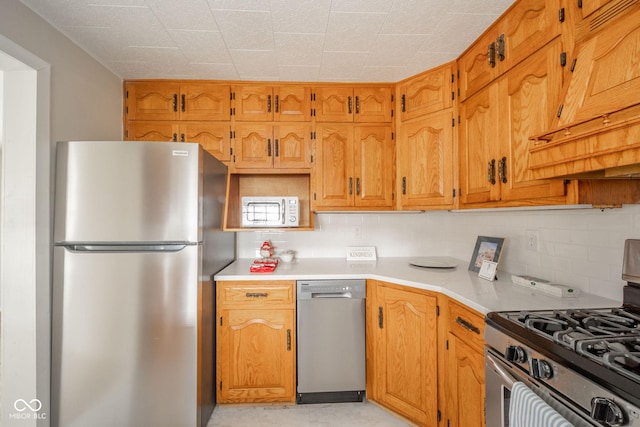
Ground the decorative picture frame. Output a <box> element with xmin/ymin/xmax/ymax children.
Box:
<box><xmin>468</xmin><ymin>236</ymin><xmax>505</xmax><ymax>273</ymax></box>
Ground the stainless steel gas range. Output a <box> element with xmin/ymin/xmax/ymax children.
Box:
<box><xmin>484</xmin><ymin>239</ymin><xmax>640</xmax><ymax>427</ymax></box>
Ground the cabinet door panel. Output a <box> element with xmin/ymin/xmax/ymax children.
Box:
<box><xmin>314</xmin><ymin>87</ymin><xmax>354</xmax><ymax>122</ymax></box>
<box><xmin>235</xmin><ymin>85</ymin><xmax>273</xmax><ymax>121</ymax></box>
<box><xmin>314</xmin><ymin>124</ymin><xmax>354</xmax><ymax>207</ymax></box>
<box><xmin>354</xmin><ymin>87</ymin><xmax>392</xmax><ymax>123</ymax></box>
<box><xmin>125</xmin><ymin>82</ymin><xmax>180</xmax><ymax>121</ymax></box>
<box><xmin>126</xmin><ymin>121</ymin><xmax>178</xmax><ymax>141</ymax></box>
<box><xmin>500</xmin><ymin>0</ymin><xmax>561</xmax><ymax>72</ymax></box>
<box><xmin>457</xmin><ymin>29</ymin><xmax>499</xmax><ymax>100</ymax></box>
<box><xmin>499</xmin><ymin>38</ymin><xmax>566</xmax><ymax>201</ymax></box>
<box><xmin>375</xmin><ymin>284</ymin><xmax>437</xmax><ymax>426</ymax></box>
<box><xmin>181</xmin><ymin>83</ymin><xmax>230</xmax><ymax>121</ymax></box>
<box><xmin>399</xmin><ymin>64</ymin><xmax>453</xmax><ymax>121</ymax></box>
<box><xmin>234</xmin><ymin>124</ymin><xmax>273</xmax><ymax>168</ymax></box>
<box><xmin>399</xmin><ymin>112</ymin><xmax>454</xmax><ymax>209</ymax></box>
<box><xmin>274</xmin><ymin>124</ymin><xmax>311</xmax><ymax>169</ymax></box>
<box><xmin>354</xmin><ymin>125</ymin><xmax>394</xmax><ymax>208</ymax></box>
<box><xmin>459</xmin><ymin>84</ymin><xmax>500</xmax><ymax>204</ymax></box>
<box><xmin>181</xmin><ymin>122</ymin><xmax>231</xmax><ymax>162</ymax></box>
<box><xmin>274</xmin><ymin>86</ymin><xmax>311</xmax><ymax>122</ymax></box>
<box><xmin>218</xmin><ymin>309</ymin><xmax>295</xmax><ymax>402</ymax></box>
<box><xmin>447</xmin><ymin>334</ymin><xmax>485</xmax><ymax>427</ymax></box>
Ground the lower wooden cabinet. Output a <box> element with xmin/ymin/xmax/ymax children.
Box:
<box><xmin>216</xmin><ymin>280</ymin><xmax>296</xmax><ymax>403</ymax></box>
<box><xmin>442</xmin><ymin>298</ymin><xmax>486</xmax><ymax>427</ymax></box>
<box><xmin>367</xmin><ymin>280</ymin><xmax>439</xmax><ymax>426</ymax></box>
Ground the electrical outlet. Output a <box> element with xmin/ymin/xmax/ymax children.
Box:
<box><xmin>526</xmin><ymin>230</ymin><xmax>539</xmax><ymax>251</ymax></box>
<box><xmin>353</xmin><ymin>225</ymin><xmax>362</xmax><ymax>239</ymax></box>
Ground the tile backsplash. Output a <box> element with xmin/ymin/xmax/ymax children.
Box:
<box><xmin>237</xmin><ymin>204</ymin><xmax>640</xmax><ymax>301</ymax></box>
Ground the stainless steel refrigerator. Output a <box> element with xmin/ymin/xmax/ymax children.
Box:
<box><xmin>52</xmin><ymin>141</ymin><xmax>235</xmax><ymax>427</ymax></box>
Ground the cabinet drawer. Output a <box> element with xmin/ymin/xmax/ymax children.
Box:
<box><xmin>217</xmin><ymin>281</ymin><xmax>295</xmax><ymax>307</ymax></box>
<box><xmin>448</xmin><ymin>301</ymin><xmax>485</xmax><ymax>351</ymax></box>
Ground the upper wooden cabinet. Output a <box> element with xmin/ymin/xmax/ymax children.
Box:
<box><xmin>457</xmin><ymin>0</ymin><xmax>563</xmax><ymax>100</ymax></box>
<box><xmin>313</xmin><ymin>86</ymin><xmax>392</xmax><ymax>123</ymax></box>
<box><xmin>234</xmin><ymin>85</ymin><xmax>311</xmax><ymax>121</ymax></box>
<box><xmin>397</xmin><ymin>111</ymin><xmax>455</xmax><ymax>209</ymax></box>
<box><xmin>529</xmin><ymin>1</ymin><xmax>640</xmax><ymax>180</ymax></box>
<box><xmin>314</xmin><ymin>124</ymin><xmax>394</xmax><ymax>210</ymax></box>
<box><xmin>398</xmin><ymin>62</ymin><xmax>454</xmax><ymax>121</ymax></box>
<box><xmin>125</xmin><ymin>121</ymin><xmax>231</xmax><ymax>162</ymax></box>
<box><xmin>233</xmin><ymin>123</ymin><xmax>311</xmax><ymax>170</ymax></box>
<box><xmin>459</xmin><ymin>38</ymin><xmax>567</xmax><ymax>207</ymax></box>
<box><xmin>125</xmin><ymin>81</ymin><xmax>231</xmax><ymax>121</ymax></box>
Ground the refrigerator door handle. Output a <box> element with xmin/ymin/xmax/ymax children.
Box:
<box><xmin>65</xmin><ymin>244</ymin><xmax>190</xmax><ymax>252</ymax></box>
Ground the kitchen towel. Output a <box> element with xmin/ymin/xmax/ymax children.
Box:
<box><xmin>509</xmin><ymin>381</ymin><xmax>574</xmax><ymax>427</ymax></box>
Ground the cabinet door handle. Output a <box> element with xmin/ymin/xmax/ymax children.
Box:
<box><xmin>172</xmin><ymin>133</ymin><xmax>178</xmax><ymax>142</ymax></box>
<box><xmin>456</xmin><ymin>316</ymin><xmax>480</xmax><ymax>335</ymax></box>
<box><xmin>488</xmin><ymin>42</ymin><xmax>496</xmax><ymax>68</ymax></box>
<box><xmin>356</xmin><ymin>177</ymin><xmax>361</xmax><ymax>196</ymax></box>
<box><xmin>498</xmin><ymin>156</ymin><xmax>508</xmax><ymax>184</ymax></box>
<box><xmin>181</xmin><ymin>94</ymin><xmax>186</xmax><ymax>112</ymax></box>
<box><xmin>267</xmin><ymin>94</ymin><xmax>272</xmax><ymax>113</ymax></box>
<box><xmin>496</xmin><ymin>34</ymin><xmax>505</xmax><ymax>62</ymax></box>
<box><xmin>287</xmin><ymin>329</ymin><xmax>292</xmax><ymax>351</ymax></box>
<box><xmin>275</xmin><ymin>94</ymin><xmax>279</xmax><ymax>112</ymax></box>
<box><xmin>401</xmin><ymin>94</ymin><xmax>406</xmax><ymax>112</ymax></box>
<box><xmin>355</xmin><ymin>96</ymin><xmax>360</xmax><ymax>114</ymax></box>
<box><xmin>180</xmin><ymin>133</ymin><xmax>185</xmax><ymax>142</ymax></box>
<box><xmin>172</xmin><ymin>94</ymin><xmax>178</xmax><ymax>112</ymax></box>
<box><xmin>487</xmin><ymin>159</ymin><xmax>496</xmax><ymax>185</ymax></box>
<box><xmin>245</xmin><ymin>292</ymin><xmax>268</xmax><ymax>298</ymax></box>
<box><xmin>348</xmin><ymin>96</ymin><xmax>353</xmax><ymax>114</ymax></box>
<box><xmin>378</xmin><ymin>307</ymin><xmax>384</xmax><ymax>329</ymax></box>
<box><xmin>275</xmin><ymin>139</ymin><xmax>279</xmax><ymax>157</ymax></box>
<box><xmin>267</xmin><ymin>139</ymin><xmax>272</xmax><ymax>157</ymax></box>
<box><xmin>402</xmin><ymin>176</ymin><xmax>407</xmax><ymax>195</ymax></box>
<box><xmin>349</xmin><ymin>177</ymin><xmax>353</xmax><ymax>195</ymax></box>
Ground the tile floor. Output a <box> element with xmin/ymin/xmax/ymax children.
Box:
<box><xmin>207</xmin><ymin>401</ymin><xmax>414</xmax><ymax>427</ymax></box>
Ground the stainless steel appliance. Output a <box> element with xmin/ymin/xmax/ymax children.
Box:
<box><xmin>296</xmin><ymin>279</ymin><xmax>366</xmax><ymax>404</ymax></box>
<box><xmin>241</xmin><ymin>196</ymin><xmax>299</xmax><ymax>228</ymax></box>
<box><xmin>485</xmin><ymin>239</ymin><xmax>640</xmax><ymax>427</ymax></box>
<box><xmin>52</xmin><ymin>141</ymin><xmax>235</xmax><ymax>427</ymax></box>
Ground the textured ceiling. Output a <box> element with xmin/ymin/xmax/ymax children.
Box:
<box><xmin>19</xmin><ymin>0</ymin><xmax>515</xmax><ymax>82</ymax></box>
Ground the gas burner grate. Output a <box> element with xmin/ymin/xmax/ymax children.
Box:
<box><xmin>577</xmin><ymin>335</ymin><xmax>640</xmax><ymax>383</ymax></box>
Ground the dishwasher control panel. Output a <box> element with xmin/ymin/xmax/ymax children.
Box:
<box><xmin>297</xmin><ymin>280</ymin><xmax>366</xmax><ymax>300</ymax></box>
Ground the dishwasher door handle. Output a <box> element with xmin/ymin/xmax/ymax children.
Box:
<box><xmin>311</xmin><ymin>292</ymin><xmax>353</xmax><ymax>298</ymax></box>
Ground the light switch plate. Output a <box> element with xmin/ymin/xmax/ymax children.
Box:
<box><xmin>347</xmin><ymin>246</ymin><xmax>377</xmax><ymax>261</ymax></box>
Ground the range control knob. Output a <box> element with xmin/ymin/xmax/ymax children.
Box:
<box><xmin>530</xmin><ymin>359</ymin><xmax>553</xmax><ymax>379</ymax></box>
<box><xmin>591</xmin><ymin>397</ymin><xmax>625</xmax><ymax>426</ymax></box>
<box><xmin>505</xmin><ymin>345</ymin><xmax>527</xmax><ymax>363</ymax></box>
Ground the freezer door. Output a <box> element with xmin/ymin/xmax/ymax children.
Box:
<box><xmin>54</xmin><ymin>141</ymin><xmax>201</xmax><ymax>243</ymax></box>
<box><xmin>52</xmin><ymin>245</ymin><xmax>200</xmax><ymax>427</ymax></box>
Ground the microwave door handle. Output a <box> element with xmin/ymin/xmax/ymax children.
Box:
<box><xmin>281</xmin><ymin>199</ymin><xmax>285</xmax><ymax>225</ymax></box>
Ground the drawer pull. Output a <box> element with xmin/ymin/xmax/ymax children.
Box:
<box><xmin>246</xmin><ymin>292</ymin><xmax>268</xmax><ymax>298</ymax></box>
<box><xmin>456</xmin><ymin>316</ymin><xmax>480</xmax><ymax>335</ymax></box>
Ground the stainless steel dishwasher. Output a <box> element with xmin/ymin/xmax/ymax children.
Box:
<box><xmin>296</xmin><ymin>279</ymin><xmax>366</xmax><ymax>404</ymax></box>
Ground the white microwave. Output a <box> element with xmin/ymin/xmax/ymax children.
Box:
<box><xmin>241</xmin><ymin>196</ymin><xmax>300</xmax><ymax>228</ymax></box>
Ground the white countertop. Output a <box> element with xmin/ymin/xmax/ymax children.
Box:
<box><xmin>214</xmin><ymin>257</ymin><xmax>620</xmax><ymax>315</ymax></box>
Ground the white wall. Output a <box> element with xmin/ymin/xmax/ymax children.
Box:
<box><xmin>0</xmin><ymin>0</ymin><xmax>122</xmax><ymax>425</ymax></box>
<box><xmin>238</xmin><ymin>204</ymin><xmax>640</xmax><ymax>302</ymax></box>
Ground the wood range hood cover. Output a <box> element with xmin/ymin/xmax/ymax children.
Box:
<box><xmin>528</xmin><ymin>0</ymin><xmax>640</xmax><ymax>180</ymax></box>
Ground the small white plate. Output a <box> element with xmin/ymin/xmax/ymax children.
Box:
<box><xmin>409</xmin><ymin>257</ymin><xmax>458</xmax><ymax>269</ymax></box>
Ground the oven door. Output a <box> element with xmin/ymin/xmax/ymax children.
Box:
<box><xmin>485</xmin><ymin>347</ymin><xmax>598</xmax><ymax>427</ymax></box>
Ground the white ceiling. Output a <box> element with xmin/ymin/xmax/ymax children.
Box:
<box><xmin>19</xmin><ymin>0</ymin><xmax>515</xmax><ymax>82</ymax></box>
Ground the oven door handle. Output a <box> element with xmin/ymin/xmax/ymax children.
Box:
<box><xmin>486</xmin><ymin>352</ymin><xmax>518</xmax><ymax>388</ymax></box>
